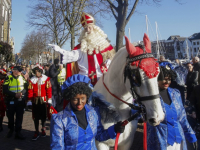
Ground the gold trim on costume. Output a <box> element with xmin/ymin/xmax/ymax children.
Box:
<box><xmin>101</xmin><ymin>48</ymin><xmax>116</xmax><ymax>62</ymax></box>
<box><xmin>28</xmin><ymin>82</ymin><xmax>33</xmax><ymax>89</ymax></box>
<box><xmin>46</xmin><ymin>81</ymin><xmax>51</xmax><ymax>88</ymax></box>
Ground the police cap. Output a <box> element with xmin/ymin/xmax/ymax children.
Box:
<box><xmin>13</xmin><ymin>66</ymin><xmax>23</xmax><ymax>72</ymax></box>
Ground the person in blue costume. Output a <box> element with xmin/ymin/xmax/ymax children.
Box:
<box><xmin>147</xmin><ymin>62</ymin><xmax>197</xmax><ymax>150</ymax></box>
<box><xmin>50</xmin><ymin>74</ymin><xmax>125</xmax><ymax>150</ymax></box>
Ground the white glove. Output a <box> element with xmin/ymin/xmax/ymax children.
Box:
<box><xmin>62</xmin><ymin>50</ymin><xmax>79</xmax><ymax>64</ymax></box>
<box><xmin>48</xmin><ymin>99</ymin><xmax>52</xmax><ymax>104</ymax></box>
<box><xmin>48</xmin><ymin>44</ymin><xmax>61</xmax><ymax>51</ymax></box>
<box><xmin>48</xmin><ymin>44</ymin><xmax>68</xmax><ymax>55</ymax></box>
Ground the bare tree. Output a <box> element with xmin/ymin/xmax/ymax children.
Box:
<box><xmin>20</xmin><ymin>30</ymin><xmax>52</xmax><ymax>64</ymax></box>
<box><xmin>57</xmin><ymin>0</ymin><xmax>86</xmax><ymax>49</ymax></box>
<box><xmin>0</xmin><ymin>41</ymin><xmax>13</xmax><ymax>63</ymax></box>
<box><xmin>58</xmin><ymin>0</ymin><xmax>108</xmax><ymax>49</ymax></box>
<box><xmin>100</xmin><ymin>0</ymin><xmax>181</xmax><ymax>51</ymax></box>
<box><xmin>27</xmin><ymin>0</ymin><xmax>70</xmax><ymax>48</ymax></box>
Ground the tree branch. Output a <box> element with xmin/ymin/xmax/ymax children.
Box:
<box><xmin>125</xmin><ymin>0</ymin><xmax>139</xmax><ymax>26</ymax></box>
<box><xmin>106</xmin><ymin>0</ymin><xmax>117</xmax><ymax>11</ymax></box>
<box><xmin>109</xmin><ymin>4</ymin><xmax>117</xmax><ymax>20</ymax></box>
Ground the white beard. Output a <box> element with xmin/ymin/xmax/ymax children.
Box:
<box><xmin>79</xmin><ymin>30</ymin><xmax>110</xmax><ymax>55</ymax></box>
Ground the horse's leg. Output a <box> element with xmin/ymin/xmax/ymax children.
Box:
<box><xmin>117</xmin><ymin>141</ymin><xmax>133</xmax><ymax>150</ymax></box>
<box><xmin>96</xmin><ymin>141</ymin><xmax>110</xmax><ymax>150</ymax></box>
<box><xmin>117</xmin><ymin>120</ymin><xmax>138</xmax><ymax>150</ymax></box>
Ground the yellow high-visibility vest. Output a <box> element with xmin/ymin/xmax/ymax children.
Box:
<box><xmin>4</xmin><ymin>75</ymin><xmax>26</xmax><ymax>93</ymax></box>
<box><xmin>58</xmin><ymin>68</ymin><xmax>66</xmax><ymax>86</ymax></box>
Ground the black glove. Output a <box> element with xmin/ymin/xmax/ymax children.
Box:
<box><xmin>114</xmin><ymin>121</ymin><xmax>125</xmax><ymax>133</ymax></box>
<box><xmin>193</xmin><ymin>141</ymin><xmax>198</xmax><ymax>150</ymax></box>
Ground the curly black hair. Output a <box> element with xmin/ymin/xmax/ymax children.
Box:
<box><xmin>32</xmin><ymin>67</ymin><xmax>43</xmax><ymax>74</ymax></box>
<box><xmin>158</xmin><ymin>66</ymin><xmax>177</xmax><ymax>81</ymax></box>
<box><xmin>63</xmin><ymin>82</ymin><xmax>92</xmax><ymax>101</ymax></box>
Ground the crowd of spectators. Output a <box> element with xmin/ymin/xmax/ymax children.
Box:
<box><xmin>0</xmin><ymin>59</ymin><xmax>66</xmax><ymax>139</ymax></box>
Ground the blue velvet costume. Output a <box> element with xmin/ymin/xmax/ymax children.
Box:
<box><xmin>147</xmin><ymin>87</ymin><xmax>197</xmax><ymax>150</ymax></box>
<box><xmin>50</xmin><ymin>103</ymin><xmax>116</xmax><ymax>150</ymax></box>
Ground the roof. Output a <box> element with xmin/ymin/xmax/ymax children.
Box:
<box><xmin>167</xmin><ymin>35</ymin><xmax>180</xmax><ymax>40</ymax></box>
<box><xmin>189</xmin><ymin>33</ymin><xmax>200</xmax><ymax>40</ymax></box>
<box><xmin>175</xmin><ymin>37</ymin><xmax>187</xmax><ymax>41</ymax></box>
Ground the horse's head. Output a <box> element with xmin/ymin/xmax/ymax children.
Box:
<box><xmin>124</xmin><ymin>34</ymin><xmax>165</xmax><ymax>126</ymax></box>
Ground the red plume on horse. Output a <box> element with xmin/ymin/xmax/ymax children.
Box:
<box><xmin>125</xmin><ymin>33</ymin><xmax>159</xmax><ymax>79</ymax></box>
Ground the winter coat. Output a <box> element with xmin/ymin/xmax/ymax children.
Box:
<box><xmin>193</xmin><ymin>62</ymin><xmax>200</xmax><ymax>72</ymax></box>
<box><xmin>49</xmin><ymin>64</ymin><xmax>60</xmax><ymax>95</ymax></box>
<box><xmin>45</xmin><ymin>69</ymin><xmax>50</xmax><ymax>77</ymax></box>
<box><xmin>193</xmin><ymin>62</ymin><xmax>200</xmax><ymax>84</ymax></box>
<box><xmin>186</xmin><ymin>71</ymin><xmax>198</xmax><ymax>99</ymax></box>
<box><xmin>50</xmin><ymin>104</ymin><xmax>116</xmax><ymax>150</ymax></box>
<box><xmin>189</xmin><ymin>85</ymin><xmax>200</xmax><ymax>120</ymax></box>
<box><xmin>147</xmin><ymin>87</ymin><xmax>197</xmax><ymax>150</ymax></box>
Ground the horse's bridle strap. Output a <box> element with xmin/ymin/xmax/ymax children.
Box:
<box><xmin>102</xmin><ymin>74</ymin><xmax>131</xmax><ymax>106</ymax></box>
<box><xmin>127</xmin><ymin>53</ymin><xmax>154</xmax><ymax>62</ymax></box>
<box><xmin>139</xmin><ymin>94</ymin><xmax>160</xmax><ymax>101</ymax></box>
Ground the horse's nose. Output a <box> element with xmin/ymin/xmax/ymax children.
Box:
<box><xmin>149</xmin><ymin>118</ymin><xmax>157</xmax><ymax>124</ymax></box>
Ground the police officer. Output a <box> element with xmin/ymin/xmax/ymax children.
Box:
<box><xmin>3</xmin><ymin>66</ymin><xmax>27</xmax><ymax>139</ymax></box>
<box><xmin>57</xmin><ymin>64</ymin><xmax>66</xmax><ymax>86</ymax></box>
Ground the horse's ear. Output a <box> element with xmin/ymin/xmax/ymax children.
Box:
<box><xmin>143</xmin><ymin>33</ymin><xmax>151</xmax><ymax>53</ymax></box>
<box><xmin>124</xmin><ymin>36</ymin><xmax>136</xmax><ymax>57</ymax></box>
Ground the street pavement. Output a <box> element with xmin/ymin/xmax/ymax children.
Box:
<box><xmin>0</xmin><ymin>109</ymin><xmax>51</xmax><ymax>150</ymax></box>
<box><xmin>0</xmin><ymin>108</ymin><xmax>198</xmax><ymax>150</ymax></box>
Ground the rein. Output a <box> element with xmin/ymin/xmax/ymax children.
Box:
<box><xmin>103</xmin><ymin>51</ymin><xmax>159</xmax><ymax>150</ymax></box>
<box><xmin>102</xmin><ymin>74</ymin><xmax>130</xmax><ymax>105</ymax></box>
<box><xmin>102</xmin><ymin>73</ymin><xmax>139</xmax><ymax>110</ymax></box>
<box><xmin>102</xmin><ymin>73</ymin><xmax>145</xmax><ymax>150</ymax></box>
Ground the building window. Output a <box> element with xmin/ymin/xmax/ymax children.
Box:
<box><xmin>198</xmin><ymin>42</ymin><xmax>200</xmax><ymax>45</ymax></box>
<box><xmin>194</xmin><ymin>48</ymin><xmax>197</xmax><ymax>52</ymax></box>
<box><xmin>193</xmin><ymin>42</ymin><xmax>196</xmax><ymax>45</ymax></box>
<box><xmin>2</xmin><ymin>5</ymin><xmax>4</xmax><ymax>17</ymax></box>
<box><xmin>5</xmin><ymin>10</ymin><xmax>7</xmax><ymax>21</ymax></box>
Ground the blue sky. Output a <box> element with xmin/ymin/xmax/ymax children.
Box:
<box><xmin>11</xmin><ymin>0</ymin><xmax>200</xmax><ymax>53</ymax></box>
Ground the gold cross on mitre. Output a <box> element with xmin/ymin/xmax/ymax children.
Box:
<box><xmin>80</xmin><ymin>12</ymin><xmax>95</xmax><ymax>28</ymax></box>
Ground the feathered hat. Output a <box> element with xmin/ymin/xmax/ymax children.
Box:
<box><xmin>33</xmin><ymin>64</ymin><xmax>43</xmax><ymax>70</ymax></box>
<box><xmin>32</xmin><ymin>64</ymin><xmax>43</xmax><ymax>74</ymax></box>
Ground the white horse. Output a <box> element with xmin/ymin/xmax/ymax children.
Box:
<box><xmin>93</xmin><ymin>34</ymin><xmax>165</xmax><ymax>150</ymax></box>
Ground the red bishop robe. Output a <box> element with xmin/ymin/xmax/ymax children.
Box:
<box><xmin>65</xmin><ymin>44</ymin><xmax>114</xmax><ymax>86</ymax></box>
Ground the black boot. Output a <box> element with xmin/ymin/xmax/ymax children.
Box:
<box><xmin>6</xmin><ymin>129</ymin><xmax>14</xmax><ymax>138</ymax></box>
<box><xmin>15</xmin><ymin>131</ymin><xmax>26</xmax><ymax>140</ymax></box>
